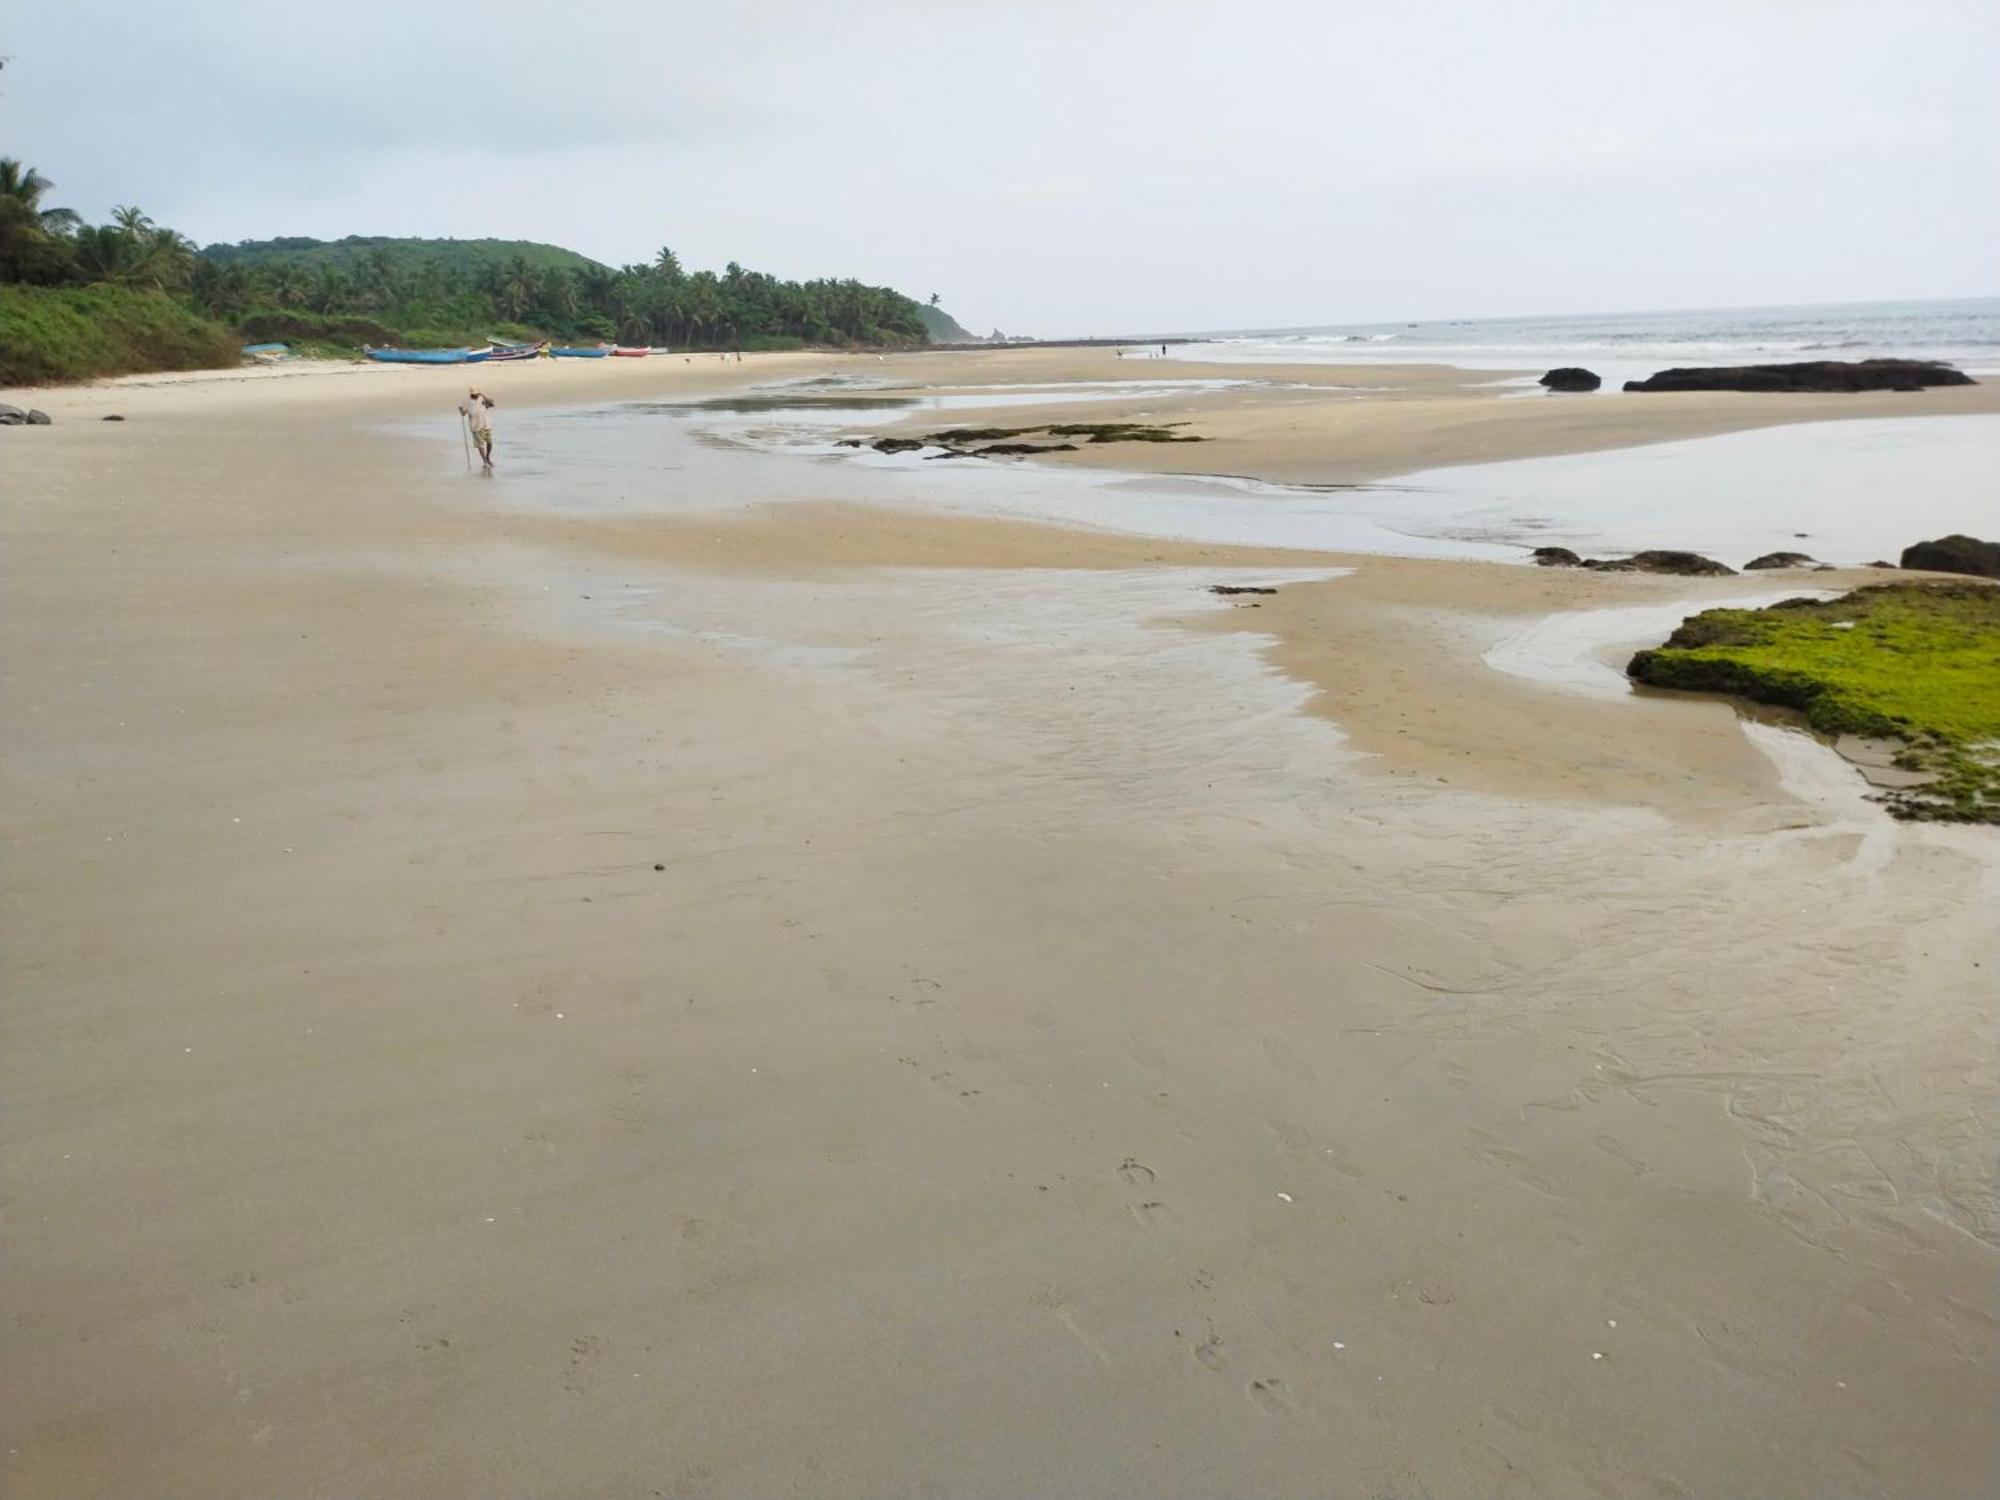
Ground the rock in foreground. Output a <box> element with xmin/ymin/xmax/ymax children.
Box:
<box><xmin>1623</xmin><ymin>359</ymin><xmax>1973</xmax><ymax>393</ymax></box>
<box><xmin>1744</xmin><ymin>552</ymin><xmax>1818</xmax><ymax>570</ymax></box>
<box><xmin>1538</xmin><ymin>367</ymin><xmax>1602</xmax><ymax>392</ymax></box>
<box><xmin>1900</xmin><ymin>534</ymin><xmax>2000</xmax><ymax>580</ymax></box>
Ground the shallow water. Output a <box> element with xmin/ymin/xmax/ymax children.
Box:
<box><xmin>1387</xmin><ymin>415</ymin><xmax>2000</xmax><ymax>566</ymax></box>
<box><xmin>438</xmin><ymin>390</ymin><xmax>1998</xmax><ymax>573</ymax></box>
<box><xmin>1480</xmin><ymin>591</ymin><xmax>1839</xmax><ymax>698</ymax></box>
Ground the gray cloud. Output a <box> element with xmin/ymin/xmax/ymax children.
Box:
<box><xmin>6</xmin><ymin>0</ymin><xmax>1995</xmax><ymax>331</ymax></box>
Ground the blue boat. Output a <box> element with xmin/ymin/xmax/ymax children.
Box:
<box><xmin>550</xmin><ymin>344</ymin><xmax>612</xmax><ymax>359</ymax></box>
<box><xmin>364</xmin><ymin>345</ymin><xmax>493</xmax><ymax>365</ymax></box>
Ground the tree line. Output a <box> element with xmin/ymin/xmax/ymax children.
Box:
<box><xmin>1</xmin><ymin>161</ymin><xmax>202</xmax><ymax>292</ymax></box>
<box><xmin>192</xmin><ymin>243</ymin><xmax>931</xmax><ymax>348</ymax></box>
<box><xmin>2</xmin><ymin>159</ymin><xmax>933</xmax><ymax>350</ymax></box>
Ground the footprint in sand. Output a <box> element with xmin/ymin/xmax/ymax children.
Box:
<box><xmin>1116</xmin><ymin>1157</ymin><xmax>1156</xmax><ymax>1187</ymax></box>
<box><xmin>1193</xmin><ymin>1333</ymin><xmax>1228</xmax><ymax>1372</ymax></box>
<box><xmin>1248</xmin><ymin>1377</ymin><xmax>1294</xmax><ymax>1414</ymax></box>
<box><xmin>928</xmin><ymin>1071</ymin><xmax>983</xmax><ymax>1106</ymax></box>
<box><xmin>1128</xmin><ymin>1199</ymin><xmax>1171</xmax><ymax>1228</ymax></box>
<box><xmin>564</xmin><ymin>1334</ymin><xmax>604</xmax><ymax>1394</ymax></box>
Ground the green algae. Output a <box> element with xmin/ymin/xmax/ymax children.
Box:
<box><xmin>1627</xmin><ymin>582</ymin><xmax>2000</xmax><ymax>822</ymax></box>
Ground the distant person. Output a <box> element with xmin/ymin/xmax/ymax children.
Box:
<box><xmin>1160</xmin><ymin>342</ymin><xmax>1168</xmax><ymax>357</ymax></box>
<box><xmin>459</xmin><ymin>387</ymin><xmax>495</xmax><ymax>472</ymax></box>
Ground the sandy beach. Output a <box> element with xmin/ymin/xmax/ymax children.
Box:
<box><xmin>4</xmin><ymin>351</ymin><xmax>1997</xmax><ymax>1497</ymax></box>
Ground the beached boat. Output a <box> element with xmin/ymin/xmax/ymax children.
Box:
<box><xmin>364</xmin><ymin>345</ymin><xmax>492</xmax><ymax>365</ymax></box>
<box><xmin>550</xmin><ymin>344</ymin><xmax>613</xmax><ymax>359</ymax></box>
<box><xmin>610</xmin><ymin>346</ymin><xmax>651</xmax><ymax>358</ymax></box>
<box><xmin>484</xmin><ymin>340</ymin><xmax>549</xmax><ymax>362</ymax></box>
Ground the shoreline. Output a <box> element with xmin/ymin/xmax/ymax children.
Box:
<box><xmin>15</xmin><ymin>344</ymin><xmax>1997</xmax><ymax>490</ymax></box>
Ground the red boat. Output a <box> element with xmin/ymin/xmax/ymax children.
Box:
<box><xmin>610</xmin><ymin>346</ymin><xmax>651</xmax><ymax>358</ymax></box>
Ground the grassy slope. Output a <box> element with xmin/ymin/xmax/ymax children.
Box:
<box><xmin>0</xmin><ymin>284</ymin><xmax>240</xmax><ymax>385</ymax></box>
<box><xmin>199</xmin><ymin>236</ymin><xmax>606</xmax><ymax>275</ymax></box>
<box><xmin>918</xmin><ymin>304</ymin><xmax>974</xmax><ymax>342</ymax></box>
<box><xmin>1628</xmin><ymin>582</ymin><xmax>2000</xmax><ymax>821</ymax></box>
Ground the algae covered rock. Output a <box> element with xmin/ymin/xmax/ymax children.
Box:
<box><xmin>1627</xmin><ymin>581</ymin><xmax>2000</xmax><ymax>822</ymax></box>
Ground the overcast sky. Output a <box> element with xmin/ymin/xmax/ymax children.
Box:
<box><xmin>7</xmin><ymin>1</ymin><xmax>1996</xmax><ymax>334</ymax></box>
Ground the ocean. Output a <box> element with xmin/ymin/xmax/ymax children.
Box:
<box><xmin>1176</xmin><ymin>297</ymin><xmax>2000</xmax><ymax>385</ymax></box>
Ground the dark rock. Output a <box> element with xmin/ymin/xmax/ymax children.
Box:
<box><xmin>834</xmin><ymin>437</ymin><xmax>863</xmax><ymax>448</ymax></box>
<box><xmin>1210</xmin><ymin>585</ymin><xmax>1277</xmax><ymax>596</ymax></box>
<box><xmin>1531</xmin><ymin>546</ymin><xmax>1584</xmax><ymax>567</ymax></box>
<box><xmin>1865</xmin><ymin>560</ymin><xmax>1896</xmax><ymax>569</ymax></box>
<box><xmin>975</xmin><ymin>442</ymin><xmax>1077</xmax><ymax>456</ymax></box>
<box><xmin>870</xmin><ymin>437</ymin><xmax>927</xmax><ymax>454</ymax></box>
<box><xmin>1588</xmin><ymin>551</ymin><xmax>1736</xmax><ymax>576</ymax></box>
<box><xmin>27</xmin><ymin>409</ymin><xmax>51</xmax><ymax>425</ymax></box>
<box><xmin>1744</xmin><ymin>551</ymin><xmax>1817</xmax><ymax>570</ymax></box>
<box><xmin>1622</xmin><ymin>359</ymin><xmax>1974</xmax><ymax>394</ymax></box>
<box><xmin>0</xmin><ymin>404</ymin><xmax>25</xmax><ymax>426</ymax></box>
<box><xmin>1538</xmin><ymin>367</ymin><xmax>1601</xmax><ymax>392</ymax></box>
<box><xmin>102</xmin><ymin>414</ymin><xmax>125</xmax><ymax>421</ymax></box>
<box><xmin>1899</xmin><ymin>534</ymin><xmax>2000</xmax><ymax>580</ymax></box>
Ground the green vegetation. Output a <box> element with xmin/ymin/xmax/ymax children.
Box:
<box><xmin>0</xmin><ymin>284</ymin><xmax>239</xmax><ymax>383</ymax></box>
<box><xmin>3</xmin><ymin>157</ymin><xmax>966</xmax><ymax>382</ymax></box>
<box><xmin>918</xmin><ymin>300</ymin><xmax>973</xmax><ymax>342</ymax></box>
<box><xmin>187</xmin><ymin>239</ymin><xmax>937</xmax><ymax>350</ymax></box>
<box><xmin>201</xmin><ymin>235</ymin><xmax>602</xmax><ymax>277</ymax></box>
<box><xmin>1628</xmin><ymin>582</ymin><xmax>2000</xmax><ymax>822</ymax></box>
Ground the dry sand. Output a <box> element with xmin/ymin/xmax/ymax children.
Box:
<box><xmin>3</xmin><ymin>351</ymin><xmax>1996</xmax><ymax>1497</ymax></box>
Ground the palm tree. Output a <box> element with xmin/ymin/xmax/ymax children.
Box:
<box><xmin>494</xmin><ymin>256</ymin><xmax>536</xmax><ymax>321</ymax></box>
<box><xmin>111</xmin><ymin>204</ymin><xmax>156</xmax><ymax>238</ymax></box>
<box><xmin>138</xmin><ymin>226</ymin><xmax>197</xmax><ymax>290</ymax></box>
<box><xmin>69</xmin><ymin>223</ymin><xmax>146</xmax><ymax>284</ymax></box>
<box><xmin>0</xmin><ymin>158</ymin><xmax>81</xmax><ymax>234</ymax></box>
<box><xmin>311</xmin><ymin>263</ymin><xmax>350</xmax><ymax>314</ymax></box>
<box><xmin>267</xmin><ymin>261</ymin><xmax>310</xmax><ymax>308</ymax></box>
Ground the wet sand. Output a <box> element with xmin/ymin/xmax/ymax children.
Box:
<box><xmin>3</xmin><ymin>351</ymin><xmax>1996</xmax><ymax>1498</ymax></box>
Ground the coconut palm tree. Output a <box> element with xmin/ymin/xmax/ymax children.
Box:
<box><xmin>266</xmin><ymin>260</ymin><xmax>310</xmax><ymax>308</ymax></box>
<box><xmin>0</xmin><ymin>158</ymin><xmax>81</xmax><ymax>234</ymax></box>
<box><xmin>68</xmin><ymin>223</ymin><xmax>147</xmax><ymax>284</ymax></box>
<box><xmin>138</xmin><ymin>226</ymin><xmax>198</xmax><ymax>290</ymax></box>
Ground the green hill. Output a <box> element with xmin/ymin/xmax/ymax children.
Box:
<box><xmin>919</xmin><ymin>303</ymin><xmax>974</xmax><ymax>342</ymax></box>
<box><xmin>199</xmin><ymin>236</ymin><xmax>607</xmax><ymax>276</ymax></box>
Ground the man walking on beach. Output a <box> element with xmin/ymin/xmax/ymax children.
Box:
<box><xmin>459</xmin><ymin>387</ymin><xmax>495</xmax><ymax>472</ymax></box>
